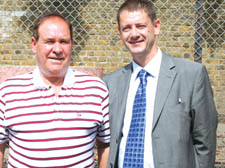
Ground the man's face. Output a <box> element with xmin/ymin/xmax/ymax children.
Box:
<box><xmin>119</xmin><ymin>9</ymin><xmax>160</xmax><ymax>60</ymax></box>
<box><xmin>31</xmin><ymin>17</ymin><xmax>73</xmax><ymax>78</ymax></box>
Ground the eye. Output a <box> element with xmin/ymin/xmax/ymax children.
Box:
<box><xmin>60</xmin><ymin>39</ymin><xmax>71</xmax><ymax>44</ymax></box>
<box><xmin>137</xmin><ymin>24</ymin><xmax>146</xmax><ymax>29</ymax></box>
<box><xmin>122</xmin><ymin>26</ymin><xmax>131</xmax><ymax>32</ymax></box>
<box><xmin>46</xmin><ymin>40</ymin><xmax>55</xmax><ymax>44</ymax></box>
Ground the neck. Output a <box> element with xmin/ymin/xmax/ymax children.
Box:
<box><xmin>42</xmin><ymin>75</ymin><xmax>65</xmax><ymax>86</ymax></box>
<box><xmin>134</xmin><ymin>46</ymin><xmax>158</xmax><ymax>67</ymax></box>
<box><xmin>41</xmin><ymin>74</ymin><xmax>65</xmax><ymax>97</ymax></box>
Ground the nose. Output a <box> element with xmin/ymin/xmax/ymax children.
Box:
<box><xmin>131</xmin><ymin>27</ymin><xmax>138</xmax><ymax>36</ymax></box>
<box><xmin>53</xmin><ymin>42</ymin><xmax>63</xmax><ymax>55</ymax></box>
<box><xmin>130</xmin><ymin>27</ymin><xmax>139</xmax><ymax>40</ymax></box>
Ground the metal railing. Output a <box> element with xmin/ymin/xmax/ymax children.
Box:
<box><xmin>0</xmin><ymin>1</ymin><xmax>224</xmax><ymax>167</ymax></box>
<box><xmin>0</xmin><ymin>0</ymin><xmax>224</xmax><ymax>68</ymax></box>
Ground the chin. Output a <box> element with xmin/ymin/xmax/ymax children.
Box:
<box><xmin>128</xmin><ymin>47</ymin><xmax>145</xmax><ymax>53</ymax></box>
<box><xmin>131</xmin><ymin>50</ymin><xmax>145</xmax><ymax>55</ymax></box>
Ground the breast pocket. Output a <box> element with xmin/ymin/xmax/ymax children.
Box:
<box><xmin>164</xmin><ymin>102</ymin><xmax>191</xmax><ymax>142</ymax></box>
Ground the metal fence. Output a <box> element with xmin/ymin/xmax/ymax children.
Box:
<box><xmin>0</xmin><ymin>0</ymin><xmax>225</xmax><ymax>167</ymax></box>
<box><xmin>0</xmin><ymin>0</ymin><xmax>224</xmax><ymax>68</ymax></box>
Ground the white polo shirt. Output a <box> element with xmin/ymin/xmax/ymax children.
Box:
<box><xmin>0</xmin><ymin>67</ymin><xmax>110</xmax><ymax>168</ymax></box>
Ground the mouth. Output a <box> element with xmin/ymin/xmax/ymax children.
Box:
<box><xmin>48</xmin><ymin>57</ymin><xmax>65</xmax><ymax>63</ymax></box>
<box><xmin>48</xmin><ymin>57</ymin><xmax>65</xmax><ymax>60</ymax></box>
<box><xmin>129</xmin><ymin>40</ymin><xmax>144</xmax><ymax>44</ymax></box>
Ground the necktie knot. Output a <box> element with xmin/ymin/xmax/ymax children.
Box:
<box><xmin>138</xmin><ymin>69</ymin><xmax>149</xmax><ymax>85</ymax></box>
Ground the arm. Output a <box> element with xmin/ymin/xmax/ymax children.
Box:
<box><xmin>96</xmin><ymin>139</ymin><xmax>110</xmax><ymax>168</ymax></box>
<box><xmin>0</xmin><ymin>93</ymin><xmax>7</xmax><ymax>168</ymax></box>
<box><xmin>96</xmin><ymin>79</ymin><xmax>110</xmax><ymax>168</ymax></box>
<box><xmin>191</xmin><ymin>65</ymin><xmax>218</xmax><ymax>167</ymax></box>
<box><xmin>0</xmin><ymin>142</ymin><xmax>6</xmax><ymax>168</ymax></box>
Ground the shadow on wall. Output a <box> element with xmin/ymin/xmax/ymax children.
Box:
<box><xmin>19</xmin><ymin>0</ymin><xmax>90</xmax><ymax>62</ymax></box>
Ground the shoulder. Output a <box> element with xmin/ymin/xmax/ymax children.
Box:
<box><xmin>0</xmin><ymin>72</ymin><xmax>33</xmax><ymax>88</ymax></box>
<box><xmin>163</xmin><ymin>53</ymin><xmax>206</xmax><ymax>75</ymax></box>
<box><xmin>173</xmin><ymin>57</ymin><xmax>203</xmax><ymax>69</ymax></box>
<box><xmin>160</xmin><ymin>53</ymin><xmax>209</xmax><ymax>86</ymax></box>
<box><xmin>0</xmin><ymin>72</ymin><xmax>33</xmax><ymax>96</ymax></box>
<box><xmin>103</xmin><ymin>63</ymin><xmax>132</xmax><ymax>82</ymax></box>
<box><xmin>74</xmin><ymin>70</ymin><xmax>104</xmax><ymax>84</ymax></box>
<box><xmin>73</xmin><ymin>70</ymin><xmax>108</xmax><ymax>92</ymax></box>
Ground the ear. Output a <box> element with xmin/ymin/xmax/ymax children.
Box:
<box><xmin>118</xmin><ymin>26</ymin><xmax>123</xmax><ymax>41</ymax></box>
<box><xmin>31</xmin><ymin>37</ymin><xmax>37</xmax><ymax>54</ymax></box>
<box><xmin>71</xmin><ymin>39</ymin><xmax>74</xmax><ymax>46</ymax></box>
<box><xmin>154</xmin><ymin>19</ymin><xmax>160</xmax><ymax>35</ymax></box>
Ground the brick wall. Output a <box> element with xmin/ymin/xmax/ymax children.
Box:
<box><xmin>0</xmin><ymin>0</ymin><xmax>224</xmax><ymax>166</ymax></box>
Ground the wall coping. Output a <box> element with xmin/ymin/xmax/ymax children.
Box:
<box><xmin>0</xmin><ymin>65</ymin><xmax>103</xmax><ymax>83</ymax></box>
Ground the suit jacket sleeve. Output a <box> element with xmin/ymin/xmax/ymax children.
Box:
<box><xmin>191</xmin><ymin>65</ymin><xmax>217</xmax><ymax>167</ymax></box>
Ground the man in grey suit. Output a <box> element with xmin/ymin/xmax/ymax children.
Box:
<box><xmin>103</xmin><ymin>0</ymin><xmax>217</xmax><ymax>167</ymax></box>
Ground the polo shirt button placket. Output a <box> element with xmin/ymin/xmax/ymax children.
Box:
<box><xmin>48</xmin><ymin>86</ymin><xmax>60</xmax><ymax>122</ymax></box>
<box><xmin>55</xmin><ymin>87</ymin><xmax>64</xmax><ymax>122</ymax></box>
<box><xmin>54</xmin><ymin>96</ymin><xmax>60</xmax><ymax>121</ymax></box>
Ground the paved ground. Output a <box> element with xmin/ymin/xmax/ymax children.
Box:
<box><xmin>216</xmin><ymin>122</ymin><xmax>225</xmax><ymax>167</ymax></box>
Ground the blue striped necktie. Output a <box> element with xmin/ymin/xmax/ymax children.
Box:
<box><xmin>123</xmin><ymin>69</ymin><xmax>149</xmax><ymax>168</ymax></box>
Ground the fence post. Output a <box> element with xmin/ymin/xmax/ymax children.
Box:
<box><xmin>194</xmin><ymin>0</ymin><xmax>204</xmax><ymax>63</ymax></box>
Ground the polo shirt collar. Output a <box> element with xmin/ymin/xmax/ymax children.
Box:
<box><xmin>33</xmin><ymin>67</ymin><xmax>75</xmax><ymax>89</ymax></box>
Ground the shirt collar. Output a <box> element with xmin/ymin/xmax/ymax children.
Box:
<box><xmin>132</xmin><ymin>48</ymin><xmax>162</xmax><ymax>79</ymax></box>
<box><xmin>33</xmin><ymin>67</ymin><xmax>75</xmax><ymax>89</ymax></box>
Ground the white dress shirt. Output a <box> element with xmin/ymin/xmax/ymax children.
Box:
<box><xmin>118</xmin><ymin>48</ymin><xmax>162</xmax><ymax>168</ymax></box>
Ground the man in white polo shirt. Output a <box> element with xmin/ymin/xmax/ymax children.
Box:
<box><xmin>0</xmin><ymin>12</ymin><xmax>110</xmax><ymax>168</ymax></box>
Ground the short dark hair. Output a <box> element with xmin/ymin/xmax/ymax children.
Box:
<box><xmin>32</xmin><ymin>12</ymin><xmax>73</xmax><ymax>41</ymax></box>
<box><xmin>117</xmin><ymin>0</ymin><xmax>157</xmax><ymax>27</ymax></box>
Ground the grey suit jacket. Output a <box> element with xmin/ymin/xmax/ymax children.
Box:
<box><xmin>103</xmin><ymin>52</ymin><xmax>217</xmax><ymax>168</ymax></box>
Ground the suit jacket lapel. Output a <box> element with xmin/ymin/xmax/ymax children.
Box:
<box><xmin>152</xmin><ymin>53</ymin><xmax>177</xmax><ymax>131</ymax></box>
<box><xmin>117</xmin><ymin>64</ymin><xmax>132</xmax><ymax>136</ymax></box>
